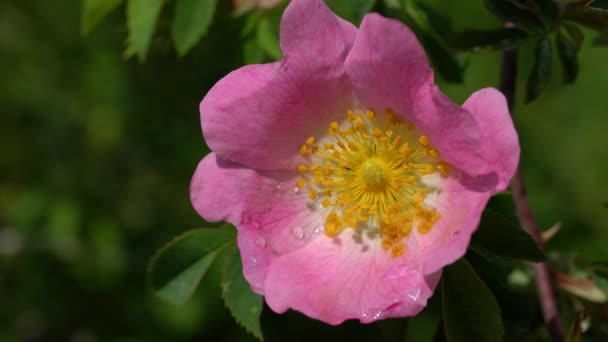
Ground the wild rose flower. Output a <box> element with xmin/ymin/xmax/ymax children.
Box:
<box><xmin>190</xmin><ymin>0</ymin><xmax>519</xmax><ymax>325</ymax></box>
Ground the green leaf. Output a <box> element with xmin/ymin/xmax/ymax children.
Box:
<box><xmin>172</xmin><ymin>0</ymin><xmax>217</xmax><ymax>57</ymax></box>
<box><xmin>82</xmin><ymin>0</ymin><xmax>123</xmax><ymax>35</ymax></box>
<box><xmin>564</xmin><ymin>23</ymin><xmax>585</xmax><ymax>51</ymax></box>
<box><xmin>483</xmin><ymin>0</ymin><xmax>545</xmax><ymax>33</ymax></box>
<box><xmin>148</xmin><ymin>228</ymin><xmax>235</xmax><ymax>306</ymax></box>
<box><xmin>525</xmin><ymin>37</ymin><xmax>553</xmax><ymax>103</ymax></box>
<box><xmin>405</xmin><ymin>2</ymin><xmax>465</xmax><ymax>83</ymax></box>
<box><xmin>566</xmin><ymin>311</ymin><xmax>585</xmax><ymax>342</ymax></box>
<box><xmin>592</xmin><ymin>272</ymin><xmax>608</xmax><ymax>296</ymax></box>
<box><xmin>566</xmin><ymin>6</ymin><xmax>608</xmax><ymax>31</ymax></box>
<box><xmin>326</xmin><ymin>0</ymin><xmax>376</xmax><ymax>25</ymax></box>
<box><xmin>442</xmin><ymin>259</ymin><xmax>503</xmax><ymax>342</ymax></box>
<box><xmin>221</xmin><ymin>244</ymin><xmax>263</xmax><ymax>340</ymax></box>
<box><xmin>126</xmin><ymin>0</ymin><xmax>165</xmax><ymax>62</ymax></box>
<box><xmin>556</xmin><ymin>30</ymin><xmax>580</xmax><ymax>83</ymax></box>
<box><xmin>531</xmin><ymin>0</ymin><xmax>560</xmax><ymax>29</ymax></box>
<box><xmin>470</xmin><ymin>209</ymin><xmax>544</xmax><ymax>264</ymax></box>
<box><xmin>449</xmin><ymin>28</ymin><xmax>529</xmax><ymax>51</ymax></box>
<box><xmin>257</xmin><ymin>16</ymin><xmax>281</xmax><ymax>60</ymax></box>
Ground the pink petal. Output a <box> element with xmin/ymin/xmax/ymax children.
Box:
<box><xmin>200</xmin><ymin>0</ymin><xmax>357</xmax><ymax>170</ymax></box>
<box><xmin>190</xmin><ymin>152</ymin><xmax>324</xmax><ymax>292</ymax></box>
<box><xmin>264</xmin><ymin>231</ymin><xmax>440</xmax><ymax>325</ymax></box>
<box><xmin>462</xmin><ymin>88</ymin><xmax>520</xmax><ymax>190</ymax></box>
<box><xmin>345</xmin><ymin>14</ymin><xmax>485</xmax><ymax>175</ymax></box>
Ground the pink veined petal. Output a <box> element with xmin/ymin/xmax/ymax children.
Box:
<box><xmin>345</xmin><ymin>13</ymin><xmax>485</xmax><ymax>175</ymax></box>
<box><xmin>415</xmin><ymin>87</ymin><xmax>518</xmax><ymax>274</ymax></box>
<box><xmin>462</xmin><ymin>87</ymin><xmax>520</xmax><ymax>190</ymax></box>
<box><xmin>200</xmin><ymin>0</ymin><xmax>357</xmax><ymax>170</ymax></box>
<box><xmin>264</xmin><ymin>231</ymin><xmax>440</xmax><ymax>325</ymax></box>
<box><xmin>190</xmin><ymin>152</ymin><xmax>325</xmax><ymax>292</ymax></box>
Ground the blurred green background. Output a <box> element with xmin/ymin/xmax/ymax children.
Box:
<box><xmin>0</xmin><ymin>0</ymin><xmax>606</xmax><ymax>341</ymax></box>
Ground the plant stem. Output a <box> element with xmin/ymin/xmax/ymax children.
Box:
<box><xmin>499</xmin><ymin>46</ymin><xmax>565</xmax><ymax>342</ymax></box>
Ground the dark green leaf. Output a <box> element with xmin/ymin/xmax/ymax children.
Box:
<box><xmin>172</xmin><ymin>0</ymin><xmax>217</xmax><ymax>57</ymax></box>
<box><xmin>82</xmin><ymin>0</ymin><xmax>123</xmax><ymax>35</ymax></box>
<box><xmin>556</xmin><ymin>30</ymin><xmax>580</xmax><ymax>83</ymax></box>
<box><xmin>592</xmin><ymin>272</ymin><xmax>608</xmax><ymax>296</ymax></box>
<box><xmin>126</xmin><ymin>0</ymin><xmax>165</xmax><ymax>61</ymax></box>
<box><xmin>442</xmin><ymin>259</ymin><xmax>503</xmax><ymax>342</ymax></box>
<box><xmin>590</xmin><ymin>0</ymin><xmax>608</xmax><ymax>11</ymax></box>
<box><xmin>593</xmin><ymin>30</ymin><xmax>608</xmax><ymax>46</ymax></box>
<box><xmin>326</xmin><ymin>0</ymin><xmax>375</xmax><ymax>25</ymax></box>
<box><xmin>531</xmin><ymin>0</ymin><xmax>560</xmax><ymax>29</ymax></box>
<box><xmin>257</xmin><ymin>16</ymin><xmax>281</xmax><ymax>59</ymax></box>
<box><xmin>566</xmin><ymin>6</ymin><xmax>608</xmax><ymax>31</ymax></box>
<box><xmin>148</xmin><ymin>228</ymin><xmax>235</xmax><ymax>306</ymax></box>
<box><xmin>221</xmin><ymin>244</ymin><xmax>263</xmax><ymax>340</ymax></box>
<box><xmin>470</xmin><ymin>209</ymin><xmax>544</xmax><ymax>264</ymax></box>
<box><xmin>564</xmin><ymin>23</ymin><xmax>585</xmax><ymax>50</ymax></box>
<box><xmin>449</xmin><ymin>28</ymin><xmax>529</xmax><ymax>51</ymax></box>
<box><xmin>525</xmin><ymin>37</ymin><xmax>553</xmax><ymax>103</ymax></box>
<box><xmin>404</xmin><ymin>2</ymin><xmax>464</xmax><ymax>83</ymax></box>
<box><xmin>483</xmin><ymin>0</ymin><xmax>545</xmax><ymax>33</ymax></box>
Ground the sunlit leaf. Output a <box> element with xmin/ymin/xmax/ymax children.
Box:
<box><xmin>442</xmin><ymin>259</ymin><xmax>503</xmax><ymax>342</ymax></box>
<box><xmin>257</xmin><ymin>16</ymin><xmax>281</xmax><ymax>59</ymax></box>
<box><xmin>148</xmin><ymin>228</ymin><xmax>235</xmax><ymax>306</ymax></box>
<box><xmin>525</xmin><ymin>37</ymin><xmax>553</xmax><ymax>103</ymax></box>
<box><xmin>82</xmin><ymin>0</ymin><xmax>123</xmax><ymax>35</ymax></box>
<box><xmin>127</xmin><ymin>0</ymin><xmax>165</xmax><ymax>61</ymax></box>
<box><xmin>557</xmin><ymin>30</ymin><xmax>580</xmax><ymax>83</ymax></box>
<box><xmin>221</xmin><ymin>244</ymin><xmax>263</xmax><ymax>340</ymax></box>
<box><xmin>172</xmin><ymin>0</ymin><xmax>217</xmax><ymax>57</ymax></box>
<box><xmin>470</xmin><ymin>209</ymin><xmax>544</xmax><ymax>264</ymax></box>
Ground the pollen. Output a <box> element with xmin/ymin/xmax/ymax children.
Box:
<box><xmin>295</xmin><ymin>108</ymin><xmax>450</xmax><ymax>257</ymax></box>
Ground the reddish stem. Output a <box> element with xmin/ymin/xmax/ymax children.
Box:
<box><xmin>499</xmin><ymin>47</ymin><xmax>565</xmax><ymax>342</ymax></box>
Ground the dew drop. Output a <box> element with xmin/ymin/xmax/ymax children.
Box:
<box><xmin>451</xmin><ymin>231</ymin><xmax>461</xmax><ymax>239</ymax></box>
<box><xmin>251</xmin><ymin>257</ymin><xmax>257</xmax><ymax>265</ymax></box>
<box><xmin>276</xmin><ymin>184</ymin><xmax>283</xmax><ymax>190</ymax></box>
<box><xmin>293</xmin><ymin>187</ymin><xmax>301</xmax><ymax>194</ymax></box>
<box><xmin>291</xmin><ymin>226</ymin><xmax>304</xmax><ymax>239</ymax></box>
<box><xmin>313</xmin><ymin>227</ymin><xmax>321</xmax><ymax>235</ymax></box>
<box><xmin>255</xmin><ymin>237</ymin><xmax>266</xmax><ymax>248</ymax></box>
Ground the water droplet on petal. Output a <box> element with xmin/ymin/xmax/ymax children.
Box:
<box><xmin>291</xmin><ymin>226</ymin><xmax>304</xmax><ymax>239</ymax></box>
<box><xmin>250</xmin><ymin>257</ymin><xmax>257</xmax><ymax>265</ymax></box>
<box><xmin>293</xmin><ymin>187</ymin><xmax>301</xmax><ymax>194</ymax></box>
<box><xmin>255</xmin><ymin>237</ymin><xmax>266</xmax><ymax>248</ymax></box>
<box><xmin>276</xmin><ymin>184</ymin><xmax>283</xmax><ymax>190</ymax></box>
<box><xmin>451</xmin><ymin>231</ymin><xmax>461</xmax><ymax>239</ymax></box>
<box><xmin>313</xmin><ymin>227</ymin><xmax>321</xmax><ymax>235</ymax></box>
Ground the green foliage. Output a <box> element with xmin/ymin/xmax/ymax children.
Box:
<box><xmin>470</xmin><ymin>209</ymin><xmax>544</xmax><ymax>264</ymax></box>
<box><xmin>449</xmin><ymin>28</ymin><xmax>529</xmax><ymax>51</ymax></box>
<box><xmin>326</xmin><ymin>0</ymin><xmax>376</xmax><ymax>25</ymax></box>
<box><xmin>81</xmin><ymin>0</ymin><xmax>123</xmax><ymax>35</ymax></box>
<box><xmin>556</xmin><ymin>30</ymin><xmax>580</xmax><ymax>83</ymax></box>
<box><xmin>127</xmin><ymin>0</ymin><xmax>165</xmax><ymax>61</ymax></box>
<box><xmin>442</xmin><ymin>259</ymin><xmax>503</xmax><ymax>342</ymax></box>
<box><xmin>526</xmin><ymin>37</ymin><xmax>553</xmax><ymax>103</ymax></box>
<box><xmin>221</xmin><ymin>245</ymin><xmax>264</xmax><ymax>340</ymax></box>
<box><xmin>148</xmin><ymin>228</ymin><xmax>235</xmax><ymax>306</ymax></box>
<box><xmin>172</xmin><ymin>0</ymin><xmax>217</xmax><ymax>56</ymax></box>
<box><xmin>483</xmin><ymin>0</ymin><xmax>546</xmax><ymax>33</ymax></box>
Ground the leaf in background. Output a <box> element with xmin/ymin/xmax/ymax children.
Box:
<box><xmin>449</xmin><ymin>28</ymin><xmax>529</xmax><ymax>51</ymax></box>
<box><xmin>590</xmin><ymin>0</ymin><xmax>608</xmax><ymax>11</ymax></box>
<box><xmin>566</xmin><ymin>6</ymin><xmax>608</xmax><ymax>31</ymax></box>
<box><xmin>564</xmin><ymin>23</ymin><xmax>585</xmax><ymax>51</ymax></box>
<box><xmin>442</xmin><ymin>259</ymin><xmax>503</xmax><ymax>342</ymax></box>
<box><xmin>404</xmin><ymin>1</ymin><xmax>465</xmax><ymax>83</ymax></box>
<box><xmin>593</xmin><ymin>30</ymin><xmax>608</xmax><ymax>46</ymax></box>
<box><xmin>525</xmin><ymin>37</ymin><xmax>553</xmax><ymax>103</ymax></box>
<box><xmin>531</xmin><ymin>0</ymin><xmax>560</xmax><ymax>29</ymax></box>
<box><xmin>172</xmin><ymin>0</ymin><xmax>217</xmax><ymax>57</ymax></box>
<box><xmin>483</xmin><ymin>0</ymin><xmax>545</xmax><ymax>33</ymax></box>
<box><xmin>566</xmin><ymin>311</ymin><xmax>585</xmax><ymax>342</ymax></box>
<box><xmin>470</xmin><ymin>209</ymin><xmax>544</xmax><ymax>264</ymax></box>
<box><xmin>82</xmin><ymin>0</ymin><xmax>123</xmax><ymax>35</ymax></box>
<box><xmin>326</xmin><ymin>0</ymin><xmax>375</xmax><ymax>25</ymax></box>
<box><xmin>221</xmin><ymin>244</ymin><xmax>263</xmax><ymax>340</ymax></box>
<box><xmin>257</xmin><ymin>16</ymin><xmax>281</xmax><ymax>60</ymax></box>
<box><xmin>126</xmin><ymin>0</ymin><xmax>165</xmax><ymax>62</ymax></box>
<box><xmin>556</xmin><ymin>30</ymin><xmax>580</xmax><ymax>83</ymax></box>
<box><xmin>148</xmin><ymin>228</ymin><xmax>235</xmax><ymax>306</ymax></box>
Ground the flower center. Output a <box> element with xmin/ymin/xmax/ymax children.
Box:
<box><xmin>296</xmin><ymin>109</ymin><xmax>450</xmax><ymax>257</ymax></box>
<box><xmin>359</xmin><ymin>159</ymin><xmax>390</xmax><ymax>192</ymax></box>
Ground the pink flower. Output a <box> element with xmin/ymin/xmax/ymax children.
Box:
<box><xmin>190</xmin><ymin>0</ymin><xmax>519</xmax><ymax>325</ymax></box>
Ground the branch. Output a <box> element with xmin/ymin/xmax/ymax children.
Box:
<box><xmin>499</xmin><ymin>42</ymin><xmax>565</xmax><ymax>342</ymax></box>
